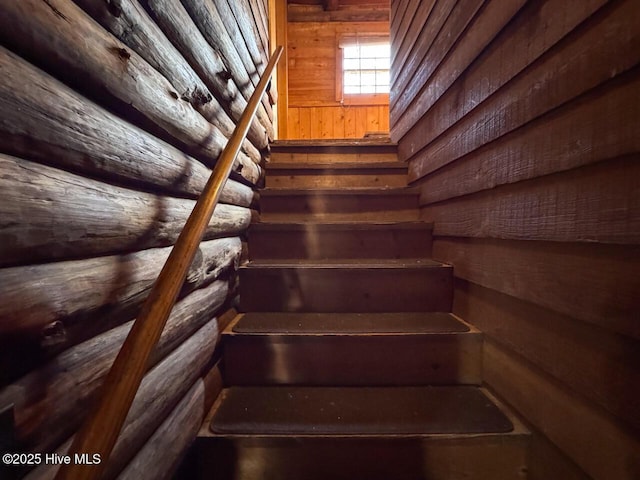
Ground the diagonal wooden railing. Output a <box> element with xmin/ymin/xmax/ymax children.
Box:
<box><xmin>55</xmin><ymin>46</ymin><xmax>283</xmax><ymax>480</ymax></box>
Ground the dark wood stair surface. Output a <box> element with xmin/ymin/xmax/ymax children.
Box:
<box><xmin>231</xmin><ymin>312</ymin><xmax>469</xmax><ymax>334</ymax></box>
<box><xmin>223</xmin><ymin>312</ymin><xmax>482</xmax><ymax>386</ymax></box>
<box><xmin>195</xmin><ymin>142</ymin><xmax>530</xmax><ymax>479</ymax></box>
<box><xmin>209</xmin><ymin>386</ymin><xmax>513</xmax><ymax>435</ymax></box>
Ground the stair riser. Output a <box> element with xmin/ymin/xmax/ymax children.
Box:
<box><xmin>270</xmin><ymin>152</ymin><xmax>397</xmax><ymax>164</ymax></box>
<box><xmin>265</xmin><ymin>171</ymin><xmax>406</xmax><ymax>189</ymax></box>
<box><xmin>248</xmin><ymin>228</ymin><xmax>432</xmax><ymax>259</ymax></box>
<box><xmin>239</xmin><ymin>267</ymin><xmax>453</xmax><ymax>312</ymax></box>
<box><xmin>223</xmin><ymin>334</ymin><xmax>482</xmax><ymax>386</ymax></box>
<box><xmin>260</xmin><ymin>195</ymin><xmax>420</xmax><ymax>221</ymax></box>
<box><xmin>197</xmin><ymin>436</ymin><xmax>529</xmax><ymax>480</ymax></box>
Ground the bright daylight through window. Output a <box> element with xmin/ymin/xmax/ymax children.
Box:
<box><xmin>342</xmin><ymin>42</ymin><xmax>390</xmax><ymax>95</ymax></box>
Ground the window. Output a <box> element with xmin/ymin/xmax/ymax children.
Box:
<box><xmin>337</xmin><ymin>35</ymin><xmax>390</xmax><ymax>104</ymax></box>
<box><xmin>343</xmin><ymin>43</ymin><xmax>390</xmax><ymax>94</ymax></box>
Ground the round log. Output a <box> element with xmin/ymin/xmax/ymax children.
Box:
<box><xmin>0</xmin><ymin>155</ymin><xmax>251</xmax><ymax>267</ymax></box>
<box><xmin>140</xmin><ymin>0</ymin><xmax>271</xmax><ymax>140</ymax></box>
<box><xmin>0</xmin><ymin>0</ymin><xmax>260</xmax><ymax>179</ymax></box>
<box><xmin>22</xmin><ymin>318</ymin><xmax>221</xmax><ymax>479</ymax></box>
<box><xmin>181</xmin><ymin>0</ymin><xmax>273</xmax><ymax>122</ymax></box>
<box><xmin>0</xmin><ymin>50</ymin><xmax>258</xmax><ymax>198</ymax></box>
<box><xmin>0</xmin><ymin>237</ymin><xmax>241</xmax><ymax>341</ymax></box>
<box><xmin>72</xmin><ymin>0</ymin><xmax>266</xmax><ymax>155</ymax></box>
<box><xmin>116</xmin><ymin>379</ymin><xmax>206</xmax><ymax>480</ymax></box>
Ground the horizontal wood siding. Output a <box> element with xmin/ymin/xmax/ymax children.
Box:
<box><xmin>286</xmin><ymin>19</ymin><xmax>390</xmax><ymax>138</ymax></box>
<box><xmin>0</xmin><ymin>0</ymin><xmax>273</xmax><ymax>477</ymax></box>
<box><xmin>390</xmin><ymin>0</ymin><xmax>640</xmax><ymax>478</ymax></box>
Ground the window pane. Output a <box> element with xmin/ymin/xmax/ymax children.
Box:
<box><xmin>360</xmin><ymin>72</ymin><xmax>375</xmax><ymax>87</ymax></box>
<box><xmin>343</xmin><ymin>46</ymin><xmax>360</xmax><ymax>58</ymax></box>
<box><xmin>342</xmin><ymin>41</ymin><xmax>390</xmax><ymax>96</ymax></box>
<box><xmin>343</xmin><ymin>58</ymin><xmax>360</xmax><ymax>70</ymax></box>
<box><xmin>360</xmin><ymin>58</ymin><xmax>379</xmax><ymax>70</ymax></box>
<box><xmin>376</xmin><ymin>70</ymin><xmax>389</xmax><ymax>86</ymax></box>
<box><xmin>344</xmin><ymin>71</ymin><xmax>360</xmax><ymax>86</ymax></box>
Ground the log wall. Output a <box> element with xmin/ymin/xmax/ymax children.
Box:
<box><xmin>0</xmin><ymin>0</ymin><xmax>272</xmax><ymax>477</ymax></box>
<box><xmin>286</xmin><ymin>9</ymin><xmax>390</xmax><ymax>139</ymax></box>
<box><xmin>390</xmin><ymin>0</ymin><xmax>640</xmax><ymax>478</ymax></box>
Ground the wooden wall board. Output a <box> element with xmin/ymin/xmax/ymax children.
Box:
<box><xmin>484</xmin><ymin>341</ymin><xmax>640</xmax><ymax>480</ymax></box>
<box><xmin>390</xmin><ymin>0</ymin><xmax>437</xmax><ymax>85</ymax></box>
<box><xmin>391</xmin><ymin>0</ymin><xmax>525</xmax><ymax>139</ymax></box>
<box><xmin>431</xmin><ymin>237</ymin><xmax>640</xmax><ymax>340</ymax></box>
<box><xmin>414</xmin><ymin>75</ymin><xmax>640</xmax><ymax>203</ymax></box>
<box><xmin>389</xmin><ymin>0</ymin><xmax>457</xmax><ymax>98</ymax></box>
<box><xmin>404</xmin><ymin>4</ymin><xmax>640</xmax><ymax>180</ymax></box>
<box><xmin>288</xmin><ymin>4</ymin><xmax>389</xmax><ymax>22</ymax></box>
<box><xmin>394</xmin><ymin>0</ymin><xmax>609</xmax><ymax>144</ymax></box>
<box><xmin>389</xmin><ymin>0</ymin><xmax>414</xmax><ymax>44</ymax></box>
<box><xmin>453</xmin><ymin>278</ymin><xmax>640</xmax><ymax>431</ymax></box>
<box><xmin>421</xmin><ymin>156</ymin><xmax>640</xmax><ymax>245</ymax></box>
<box><xmin>390</xmin><ymin>0</ymin><xmax>486</xmax><ymax>119</ymax></box>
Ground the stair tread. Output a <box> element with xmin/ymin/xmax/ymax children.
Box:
<box><xmin>265</xmin><ymin>161</ymin><xmax>406</xmax><ymax>170</ymax></box>
<box><xmin>251</xmin><ymin>220</ymin><xmax>432</xmax><ymax>231</ymax></box>
<box><xmin>209</xmin><ymin>386</ymin><xmax>514</xmax><ymax>436</ymax></box>
<box><xmin>271</xmin><ymin>139</ymin><xmax>395</xmax><ymax>149</ymax></box>
<box><xmin>242</xmin><ymin>258</ymin><xmax>447</xmax><ymax>269</ymax></box>
<box><xmin>261</xmin><ymin>187</ymin><xmax>418</xmax><ymax>196</ymax></box>
<box><xmin>230</xmin><ymin>312</ymin><xmax>470</xmax><ymax>334</ymax></box>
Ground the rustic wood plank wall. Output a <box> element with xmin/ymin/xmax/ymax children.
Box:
<box><xmin>286</xmin><ymin>9</ymin><xmax>390</xmax><ymax>139</ymax></box>
<box><xmin>0</xmin><ymin>0</ymin><xmax>272</xmax><ymax>477</ymax></box>
<box><xmin>390</xmin><ymin>0</ymin><xmax>640</xmax><ymax>478</ymax></box>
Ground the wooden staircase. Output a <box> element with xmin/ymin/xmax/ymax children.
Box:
<box><xmin>195</xmin><ymin>141</ymin><xmax>530</xmax><ymax>479</ymax></box>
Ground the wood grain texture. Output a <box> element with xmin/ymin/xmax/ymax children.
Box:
<box><xmin>140</xmin><ymin>0</ymin><xmax>271</xmax><ymax>141</ymax></box>
<box><xmin>484</xmin><ymin>341</ymin><xmax>640</xmax><ymax>480</ymax></box>
<box><xmin>181</xmin><ymin>0</ymin><xmax>273</xmax><ymax>121</ymax></box>
<box><xmin>287</xmin><ymin>21</ymin><xmax>388</xmax><ymax>107</ymax></box>
<box><xmin>395</xmin><ymin>0</ymin><xmax>608</xmax><ymax>147</ymax></box>
<box><xmin>74</xmin><ymin>0</ymin><xmax>266</xmax><ymax>154</ymax></box>
<box><xmin>115</xmin><ymin>379</ymin><xmax>206</xmax><ymax>480</ymax></box>
<box><xmin>288</xmin><ymin>3</ymin><xmax>389</xmax><ymax>22</ymax></box>
<box><xmin>389</xmin><ymin>0</ymin><xmax>457</xmax><ymax>100</ymax></box>
<box><xmin>287</xmin><ymin>106</ymin><xmax>390</xmax><ymax>138</ymax></box>
<box><xmin>0</xmin><ymin>0</ymin><xmax>259</xmax><ymax>176</ymax></box>
<box><xmin>390</xmin><ymin>0</ymin><xmax>437</xmax><ymax>87</ymax></box>
<box><xmin>0</xmin><ymin>48</ymin><xmax>258</xmax><ymax>194</ymax></box>
<box><xmin>390</xmin><ymin>0</ymin><xmax>486</xmax><ymax>121</ymax></box>
<box><xmin>0</xmin><ymin>282</ymin><xmax>227</xmax><ymax>455</ymax></box>
<box><xmin>391</xmin><ymin>0</ymin><xmax>525</xmax><ymax>139</ymax></box>
<box><xmin>406</xmin><ymin>4</ymin><xmax>640</xmax><ymax>180</ymax></box>
<box><xmin>24</xmin><ymin>320</ymin><xmax>220</xmax><ymax>480</ymax></box>
<box><xmin>421</xmin><ymin>156</ymin><xmax>640</xmax><ymax>245</ymax></box>
<box><xmin>415</xmin><ymin>74</ymin><xmax>640</xmax><ymax>203</ymax></box>
<box><xmin>0</xmin><ymin>238</ymin><xmax>241</xmax><ymax>341</ymax></box>
<box><xmin>432</xmin><ymin>237</ymin><xmax>640</xmax><ymax>339</ymax></box>
<box><xmin>453</xmin><ymin>278</ymin><xmax>640</xmax><ymax>431</ymax></box>
<box><xmin>0</xmin><ymin>156</ymin><xmax>251</xmax><ymax>266</ymax></box>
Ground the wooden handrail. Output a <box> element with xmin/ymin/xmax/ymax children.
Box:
<box><xmin>55</xmin><ymin>46</ymin><xmax>283</xmax><ymax>480</ymax></box>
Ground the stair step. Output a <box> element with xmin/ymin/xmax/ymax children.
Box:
<box><xmin>223</xmin><ymin>313</ymin><xmax>482</xmax><ymax>386</ymax></box>
<box><xmin>269</xmin><ymin>140</ymin><xmax>397</xmax><ymax>165</ymax></box>
<box><xmin>265</xmin><ymin>161</ymin><xmax>407</xmax><ymax>188</ymax></box>
<box><xmin>239</xmin><ymin>259</ymin><xmax>453</xmax><ymax>313</ymax></box>
<box><xmin>197</xmin><ymin>386</ymin><xmax>529</xmax><ymax>480</ymax></box>
<box><xmin>249</xmin><ymin>221</ymin><xmax>432</xmax><ymax>259</ymax></box>
<box><xmin>259</xmin><ymin>187</ymin><xmax>420</xmax><ymax>221</ymax></box>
